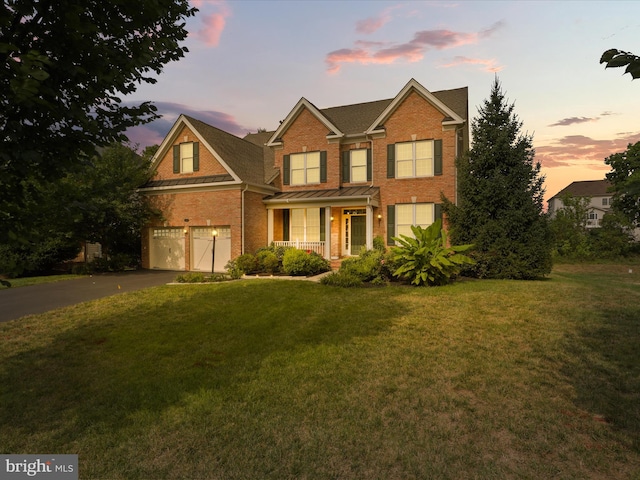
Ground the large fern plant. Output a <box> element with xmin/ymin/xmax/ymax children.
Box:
<box><xmin>391</xmin><ymin>220</ymin><xmax>475</xmax><ymax>286</ymax></box>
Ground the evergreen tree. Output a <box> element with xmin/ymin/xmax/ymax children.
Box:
<box><xmin>443</xmin><ymin>78</ymin><xmax>552</xmax><ymax>279</ymax></box>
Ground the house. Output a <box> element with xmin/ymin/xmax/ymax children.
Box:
<box><xmin>547</xmin><ymin>180</ymin><xmax>612</xmax><ymax>228</ymax></box>
<box><xmin>140</xmin><ymin>78</ymin><xmax>469</xmax><ymax>271</ymax></box>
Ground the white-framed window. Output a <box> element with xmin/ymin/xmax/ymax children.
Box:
<box><xmin>290</xmin><ymin>152</ymin><xmax>320</xmax><ymax>185</ymax></box>
<box><xmin>602</xmin><ymin>197</ymin><xmax>609</xmax><ymax>206</ymax></box>
<box><xmin>396</xmin><ymin>140</ymin><xmax>434</xmax><ymax>178</ymax></box>
<box><xmin>350</xmin><ymin>149</ymin><xmax>368</xmax><ymax>183</ymax></box>
<box><xmin>152</xmin><ymin>228</ymin><xmax>184</xmax><ymax>239</ymax></box>
<box><xmin>180</xmin><ymin>142</ymin><xmax>194</xmax><ymax>173</ymax></box>
<box><xmin>290</xmin><ymin>208</ymin><xmax>321</xmax><ymax>241</ymax></box>
<box><xmin>396</xmin><ymin>203</ymin><xmax>434</xmax><ymax>238</ymax></box>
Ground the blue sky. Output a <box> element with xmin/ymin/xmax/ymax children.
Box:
<box><xmin>126</xmin><ymin>0</ymin><xmax>640</xmax><ymax>202</ymax></box>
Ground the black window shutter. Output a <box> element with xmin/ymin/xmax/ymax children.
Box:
<box><xmin>387</xmin><ymin>204</ymin><xmax>395</xmax><ymax>245</ymax></box>
<box><xmin>320</xmin><ymin>151</ymin><xmax>327</xmax><ymax>183</ymax></box>
<box><xmin>434</xmin><ymin>203</ymin><xmax>442</xmax><ymax>221</ymax></box>
<box><xmin>283</xmin><ymin>155</ymin><xmax>290</xmax><ymax>185</ymax></box>
<box><xmin>173</xmin><ymin>145</ymin><xmax>180</xmax><ymax>173</ymax></box>
<box><xmin>283</xmin><ymin>210</ymin><xmax>290</xmax><ymax>241</ymax></box>
<box><xmin>387</xmin><ymin>144</ymin><xmax>395</xmax><ymax>178</ymax></box>
<box><xmin>320</xmin><ymin>208</ymin><xmax>326</xmax><ymax>242</ymax></box>
<box><xmin>367</xmin><ymin>148</ymin><xmax>372</xmax><ymax>182</ymax></box>
<box><xmin>342</xmin><ymin>151</ymin><xmax>350</xmax><ymax>183</ymax></box>
<box><xmin>193</xmin><ymin>142</ymin><xmax>199</xmax><ymax>172</ymax></box>
<box><xmin>434</xmin><ymin>139</ymin><xmax>442</xmax><ymax>176</ymax></box>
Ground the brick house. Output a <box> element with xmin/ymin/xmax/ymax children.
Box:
<box><xmin>140</xmin><ymin>78</ymin><xmax>468</xmax><ymax>271</ymax></box>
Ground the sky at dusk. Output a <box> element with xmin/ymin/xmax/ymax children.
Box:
<box><xmin>125</xmin><ymin>0</ymin><xmax>640</xmax><ymax>203</ymax></box>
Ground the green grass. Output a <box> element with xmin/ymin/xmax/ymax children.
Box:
<box><xmin>1</xmin><ymin>265</ymin><xmax>639</xmax><ymax>479</ymax></box>
<box><xmin>0</xmin><ymin>274</ymin><xmax>82</xmax><ymax>289</ymax></box>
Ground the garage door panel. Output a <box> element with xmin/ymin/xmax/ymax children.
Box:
<box><xmin>191</xmin><ymin>227</ymin><xmax>231</xmax><ymax>272</ymax></box>
<box><xmin>150</xmin><ymin>228</ymin><xmax>185</xmax><ymax>270</ymax></box>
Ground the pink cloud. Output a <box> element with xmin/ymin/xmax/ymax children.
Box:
<box><xmin>356</xmin><ymin>6</ymin><xmax>399</xmax><ymax>34</ymax></box>
<box><xmin>535</xmin><ymin>132</ymin><xmax>640</xmax><ymax>169</ymax></box>
<box><xmin>439</xmin><ymin>56</ymin><xmax>503</xmax><ymax>72</ymax></box>
<box><xmin>326</xmin><ymin>21</ymin><xmax>504</xmax><ymax>73</ymax></box>
<box><xmin>195</xmin><ymin>1</ymin><xmax>231</xmax><ymax>47</ymax></box>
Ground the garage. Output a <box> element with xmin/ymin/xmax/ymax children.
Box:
<box><xmin>191</xmin><ymin>227</ymin><xmax>231</xmax><ymax>272</ymax></box>
<box><xmin>149</xmin><ymin>228</ymin><xmax>186</xmax><ymax>270</ymax></box>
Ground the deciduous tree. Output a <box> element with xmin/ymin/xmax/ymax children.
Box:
<box><xmin>0</xmin><ymin>0</ymin><xmax>195</xmax><ymax>245</ymax></box>
<box><xmin>605</xmin><ymin>141</ymin><xmax>640</xmax><ymax>226</ymax></box>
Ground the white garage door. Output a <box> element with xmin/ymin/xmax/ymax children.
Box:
<box><xmin>149</xmin><ymin>228</ymin><xmax>185</xmax><ymax>270</ymax></box>
<box><xmin>191</xmin><ymin>227</ymin><xmax>231</xmax><ymax>272</ymax></box>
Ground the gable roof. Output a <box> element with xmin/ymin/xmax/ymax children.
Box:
<box><xmin>366</xmin><ymin>79</ymin><xmax>466</xmax><ymax>134</ymax></box>
<box><xmin>266</xmin><ymin>79</ymin><xmax>468</xmax><ymax>146</ymax></box>
<box><xmin>549</xmin><ymin>179</ymin><xmax>612</xmax><ymax>200</ymax></box>
<box><xmin>149</xmin><ymin>115</ymin><xmax>271</xmax><ymax>186</ymax></box>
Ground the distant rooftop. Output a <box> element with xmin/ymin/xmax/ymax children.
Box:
<box><xmin>549</xmin><ymin>179</ymin><xmax>612</xmax><ymax>200</ymax></box>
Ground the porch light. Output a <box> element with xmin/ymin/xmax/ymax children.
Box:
<box><xmin>330</xmin><ymin>216</ymin><xmax>334</xmax><ymax>221</ymax></box>
<box><xmin>377</xmin><ymin>214</ymin><xmax>382</xmax><ymax>220</ymax></box>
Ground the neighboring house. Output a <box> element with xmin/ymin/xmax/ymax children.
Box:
<box><xmin>547</xmin><ymin>179</ymin><xmax>612</xmax><ymax>228</ymax></box>
<box><xmin>140</xmin><ymin>78</ymin><xmax>469</xmax><ymax>271</ymax></box>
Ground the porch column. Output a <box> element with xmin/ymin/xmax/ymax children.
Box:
<box><xmin>366</xmin><ymin>205</ymin><xmax>373</xmax><ymax>250</ymax></box>
<box><xmin>324</xmin><ymin>206</ymin><xmax>331</xmax><ymax>260</ymax></box>
<box><xmin>267</xmin><ymin>208</ymin><xmax>274</xmax><ymax>245</ymax></box>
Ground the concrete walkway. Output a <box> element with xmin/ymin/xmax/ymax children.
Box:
<box><xmin>0</xmin><ymin>270</ymin><xmax>177</xmax><ymax>323</ymax></box>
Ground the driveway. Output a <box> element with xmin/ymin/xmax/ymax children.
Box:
<box><xmin>0</xmin><ymin>270</ymin><xmax>178</xmax><ymax>323</ymax></box>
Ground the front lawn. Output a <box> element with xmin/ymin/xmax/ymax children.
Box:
<box><xmin>1</xmin><ymin>265</ymin><xmax>639</xmax><ymax>478</ymax></box>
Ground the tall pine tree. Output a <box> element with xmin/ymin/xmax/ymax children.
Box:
<box><xmin>443</xmin><ymin>78</ymin><xmax>552</xmax><ymax>279</ymax></box>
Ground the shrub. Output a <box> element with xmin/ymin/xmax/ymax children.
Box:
<box><xmin>175</xmin><ymin>272</ymin><xmax>206</xmax><ymax>283</ymax></box>
<box><xmin>339</xmin><ymin>249</ymin><xmax>387</xmax><ymax>283</ymax></box>
<box><xmin>373</xmin><ymin>235</ymin><xmax>386</xmax><ymax>252</ymax></box>
<box><xmin>256</xmin><ymin>250</ymin><xmax>280</xmax><ymax>274</ymax></box>
<box><xmin>320</xmin><ymin>271</ymin><xmax>364</xmax><ymax>287</ymax></box>
<box><xmin>391</xmin><ymin>219</ymin><xmax>475</xmax><ymax>286</ymax></box>
<box><xmin>282</xmin><ymin>249</ymin><xmax>330</xmax><ymax>276</ymax></box>
<box><xmin>224</xmin><ymin>259</ymin><xmax>244</xmax><ymax>279</ymax></box>
<box><xmin>234</xmin><ymin>253</ymin><xmax>258</xmax><ymax>274</ymax></box>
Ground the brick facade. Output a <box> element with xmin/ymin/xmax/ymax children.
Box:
<box><xmin>141</xmin><ymin>79</ymin><xmax>467</xmax><ymax>270</ymax></box>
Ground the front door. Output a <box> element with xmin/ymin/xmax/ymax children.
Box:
<box><xmin>343</xmin><ymin>209</ymin><xmax>366</xmax><ymax>256</ymax></box>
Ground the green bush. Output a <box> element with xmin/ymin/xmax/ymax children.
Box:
<box><xmin>256</xmin><ymin>250</ymin><xmax>280</xmax><ymax>274</ymax></box>
<box><xmin>224</xmin><ymin>259</ymin><xmax>244</xmax><ymax>279</ymax></box>
<box><xmin>373</xmin><ymin>235</ymin><xmax>386</xmax><ymax>252</ymax></box>
<box><xmin>320</xmin><ymin>271</ymin><xmax>364</xmax><ymax>287</ymax></box>
<box><xmin>339</xmin><ymin>249</ymin><xmax>387</xmax><ymax>283</ymax></box>
<box><xmin>234</xmin><ymin>253</ymin><xmax>258</xmax><ymax>274</ymax></box>
<box><xmin>391</xmin><ymin>220</ymin><xmax>475</xmax><ymax>286</ymax></box>
<box><xmin>175</xmin><ymin>272</ymin><xmax>206</xmax><ymax>283</ymax></box>
<box><xmin>282</xmin><ymin>249</ymin><xmax>330</xmax><ymax>276</ymax></box>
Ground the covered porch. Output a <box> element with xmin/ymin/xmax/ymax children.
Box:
<box><xmin>264</xmin><ymin>186</ymin><xmax>381</xmax><ymax>260</ymax></box>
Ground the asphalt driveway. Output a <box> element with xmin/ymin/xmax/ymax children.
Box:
<box><xmin>0</xmin><ymin>270</ymin><xmax>178</xmax><ymax>322</ymax></box>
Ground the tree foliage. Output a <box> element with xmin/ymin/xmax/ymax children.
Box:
<box><xmin>600</xmin><ymin>49</ymin><xmax>640</xmax><ymax>80</ymax></box>
<box><xmin>443</xmin><ymin>78</ymin><xmax>552</xmax><ymax>279</ymax></box>
<box><xmin>549</xmin><ymin>193</ymin><xmax>594</xmax><ymax>258</ymax></box>
<box><xmin>390</xmin><ymin>220</ymin><xmax>474</xmax><ymax>286</ymax></box>
<box><xmin>605</xmin><ymin>141</ymin><xmax>640</xmax><ymax>227</ymax></box>
<box><xmin>0</xmin><ymin>0</ymin><xmax>196</xmax><ymax>244</ymax></box>
<box><xmin>65</xmin><ymin>143</ymin><xmax>157</xmax><ymax>262</ymax></box>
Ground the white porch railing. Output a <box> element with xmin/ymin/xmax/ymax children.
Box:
<box><xmin>273</xmin><ymin>240</ymin><xmax>325</xmax><ymax>256</ymax></box>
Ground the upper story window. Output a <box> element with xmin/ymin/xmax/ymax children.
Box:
<box><xmin>291</xmin><ymin>152</ymin><xmax>320</xmax><ymax>185</ymax></box>
<box><xmin>602</xmin><ymin>197</ymin><xmax>609</xmax><ymax>206</ymax></box>
<box><xmin>283</xmin><ymin>151</ymin><xmax>327</xmax><ymax>186</ymax></box>
<box><xmin>387</xmin><ymin>139</ymin><xmax>442</xmax><ymax>179</ymax></box>
<box><xmin>172</xmin><ymin>142</ymin><xmax>199</xmax><ymax>174</ymax></box>
<box><xmin>342</xmin><ymin>148</ymin><xmax>372</xmax><ymax>183</ymax></box>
